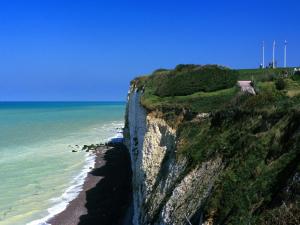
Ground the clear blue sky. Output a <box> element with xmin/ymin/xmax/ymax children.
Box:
<box><xmin>0</xmin><ymin>0</ymin><xmax>299</xmax><ymax>101</ymax></box>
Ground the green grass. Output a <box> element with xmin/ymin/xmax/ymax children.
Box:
<box><xmin>134</xmin><ymin>65</ymin><xmax>297</xmax><ymax>115</ymax></box>
<box><xmin>254</xmin><ymin>77</ymin><xmax>300</xmax><ymax>98</ymax></box>
<box><xmin>154</xmin><ymin>66</ymin><xmax>238</xmax><ymax>97</ymax></box>
<box><xmin>176</xmin><ymin>97</ymin><xmax>300</xmax><ymax>224</ymax></box>
<box><xmin>141</xmin><ymin>87</ymin><xmax>238</xmax><ymax>113</ymax></box>
<box><xmin>132</xmin><ymin>64</ymin><xmax>300</xmax><ymax>224</ymax></box>
<box><xmin>285</xmin><ymin>78</ymin><xmax>300</xmax><ymax>97</ymax></box>
<box><xmin>237</xmin><ymin>68</ymin><xmax>294</xmax><ymax>82</ymax></box>
<box><xmin>135</xmin><ymin>64</ymin><xmax>238</xmax><ymax>98</ymax></box>
<box><xmin>255</xmin><ymin>81</ymin><xmax>276</xmax><ymax>94</ymax></box>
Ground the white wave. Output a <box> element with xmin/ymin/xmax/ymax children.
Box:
<box><xmin>26</xmin><ymin>121</ymin><xmax>124</xmax><ymax>225</ymax></box>
<box><xmin>110</xmin><ymin>130</ymin><xmax>124</xmax><ymax>139</ymax></box>
<box><xmin>26</xmin><ymin>153</ymin><xmax>96</xmax><ymax>225</ymax></box>
<box><xmin>26</xmin><ymin>120</ymin><xmax>124</xmax><ymax>225</ymax></box>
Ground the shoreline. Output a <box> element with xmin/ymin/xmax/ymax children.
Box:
<box><xmin>47</xmin><ymin>143</ymin><xmax>132</xmax><ymax>225</ymax></box>
<box><xmin>27</xmin><ymin>152</ymin><xmax>97</xmax><ymax>225</ymax></box>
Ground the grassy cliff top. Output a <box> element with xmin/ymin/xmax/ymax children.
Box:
<box><xmin>131</xmin><ymin>64</ymin><xmax>300</xmax><ymax>224</ymax></box>
<box><xmin>132</xmin><ymin>64</ymin><xmax>298</xmax><ymax>116</ymax></box>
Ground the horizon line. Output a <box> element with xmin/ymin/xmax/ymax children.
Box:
<box><xmin>0</xmin><ymin>100</ymin><xmax>126</xmax><ymax>103</ymax></box>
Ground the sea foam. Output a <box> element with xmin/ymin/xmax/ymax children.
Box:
<box><xmin>26</xmin><ymin>122</ymin><xmax>124</xmax><ymax>225</ymax></box>
<box><xmin>26</xmin><ymin>153</ymin><xmax>96</xmax><ymax>225</ymax></box>
<box><xmin>0</xmin><ymin>103</ymin><xmax>125</xmax><ymax>225</ymax></box>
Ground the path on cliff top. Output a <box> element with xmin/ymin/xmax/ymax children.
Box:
<box><xmin>237</xmin><ymin>81</ymin><xmax>256</xmax><ymax>95</ymax></box>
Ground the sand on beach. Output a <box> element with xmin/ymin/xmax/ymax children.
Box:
<box><xmin>48</xmin><ymin>144</ymin><xmax>132</xmax><ymax>225</ymax></box>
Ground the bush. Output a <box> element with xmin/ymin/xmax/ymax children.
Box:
<box><xmin>260</xmin><ymin>73</ymin><xmax>277</xmax><ymax>82</ymax></box>
<box><xmin>292</xmin><ymin>71</ymin><xmax>300</xmax><ymax>82</ymax></box>
<box><xmin>174</xmin><ymin>64</ymin><xmax>199</xmax><ymax>72</ymax></box>
<box><xmin>152</xmin><ymin>65</ymin><xmax>239</xmax><ymax>97</ymax></box>
<box><xmin>152</xmin><ymin>68</ymin><xmax>169</xmax><ymax>75</ymax></box>
<box><xmin>275</xmin><ymin>78</ymin><xmax>286</xmax><ymax>90</ymax></box>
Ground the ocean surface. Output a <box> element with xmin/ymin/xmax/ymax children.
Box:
<box><xmin>0</xmin><ymin>102</ymin><xmax>125</xmax><ymax>225</ymax></box>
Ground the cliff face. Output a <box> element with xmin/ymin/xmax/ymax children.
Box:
<box><xmin>124</xmin><ymin>86</ymin><xmax>223</xmax><ymax>225</ymax></box>
<box><xmin>124</xmin><ymin>65</ymin><xmax>300</xmax><ymax>225</ymax></box>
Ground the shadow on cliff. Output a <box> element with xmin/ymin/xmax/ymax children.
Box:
<box><xmin>78</xmin><ymin>144</ymin><xmax>132</xmax><ymax>225</ymax></box>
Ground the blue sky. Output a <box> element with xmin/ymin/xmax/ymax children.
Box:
<box><xmin>0</xmin><ymin>0</ymin><xmax>299</xmax><ymax>101</ymax></box>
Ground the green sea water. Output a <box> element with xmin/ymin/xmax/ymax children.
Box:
<box><xmin>0</xmin><ymin>102</ymin><xmax>125</xmax><ymax>225</ymax></box>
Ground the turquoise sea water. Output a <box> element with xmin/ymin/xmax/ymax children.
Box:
<box><xmin>0</xmin><ymin>102</ymin><xmax>125</xmax><ymax>225</ymax></box>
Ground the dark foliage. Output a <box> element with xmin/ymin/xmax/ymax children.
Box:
<box><xmin>292</xmin><ymin>71</ymin><xmax>300</xmax><ymax>82</ymax></box>
<box><xmin>152</xmin><ymin>65</ymin><xmax>238</xmax><ymax>97</ymax></box>
<box><xmin>275</xmin><ymin>78</ymin><xmax>286</xmax><ymax>90</ymax></box>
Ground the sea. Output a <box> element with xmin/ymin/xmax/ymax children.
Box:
<box><xmin>0</xmin><ymin>102</ymin><xmax>125</xmax><ymax>225</ymax></box>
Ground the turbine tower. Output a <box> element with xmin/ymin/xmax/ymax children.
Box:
<box><xmin>262</xmin><ymin>41</ymin><xmax>265</xmax><ymax>68</ymax></box>
<box><xmin>284</xmin><ymin>40</ymin><xmax>287</xmax><ymax>68</ymax></box>
<box><xmin>272</xmin><ymin>40</ymin><xmax>276</xmax><ymax>69</ymax></box>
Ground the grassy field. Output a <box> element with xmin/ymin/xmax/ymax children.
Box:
<box><xmin>134</xmin><ymin>65</ymin><xmax>300</xmax><ymax>117</ymax></box>
<box><xmin>237</xmin><ymin>67</ymin><xmax>294</xmax><ymax>81</ymax></box>
<box><xmin>141</xmin><ymin>86</ymin><xmax>238</xmax><ymax>113</ymax></box>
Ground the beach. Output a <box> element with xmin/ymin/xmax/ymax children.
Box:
<box><xmin>48</xmin><ymin>143</ymin><xmax>132</xmax><ymax>225</ymax></box>
<box><xmin>0</xmin><ymin>102</ymin><xmax>126</xmax><ymax>225</ymax></box>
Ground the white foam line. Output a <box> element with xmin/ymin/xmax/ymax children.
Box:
<box><xmin>110</xmin><ymin>131</ymin><xmax>124</xmax><ymax>140</ymax></box>
<box><xmin>26</xmin><ymin>153</ymin><xmax>96</xmax><ymax>225</ymax></box>
<box><xmin>26</xmin><ymin>126</ymin><xmax>124</xmax><ymax>225</ymax></box>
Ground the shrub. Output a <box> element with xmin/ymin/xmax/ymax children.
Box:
<box><xmin>275</xmin><ymin>78</ymin><xmax>286</xmax><ymax>90</ymax></box>
<box><xmin>174</xmin><ymin>64</ymin><xmax>199</xmax><ymax>72</ymax></box>
<box><xmin>259</xmin><ymin>203</ymin><xmax>300</xmax><ymax>225</ymax></box>
<box><xmin>260</xmin><ymin>73</ymin><xmax>277</xmax><ymax>82</ymax></box>
<box><xmin>153</xmin><ymin>65</ymin><xmax>239</xmax><ymax>97</ymax></box>
<box><xmin>152</xmin><ymin>68</ymin><xmax>170</xmax><ymax>75</ymax></box>
<box><xmin>292</xmin><ymin>71</ymin><xmax>300</xmax><ymax>82</ymax></box>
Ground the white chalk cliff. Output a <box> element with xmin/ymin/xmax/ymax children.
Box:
<box><xmin>124</xmin><ymin>84</ymin><xmax>223</xmax><ymax>225</ymax></box>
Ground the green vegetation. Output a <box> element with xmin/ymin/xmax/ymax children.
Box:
<box><xmin>152</xmin><ymin>65</ymin><xmax>239</xmax><ymax>97</ymax></box>
<box><xmin>237</xmin><ymin>68</ymin><xmax>293</xmax><ymax>82</ymax></box>
<box><xmin>177</xmin><ymin>92</ymin><xmax>300</xmax><ymax>224</ymax></box>
<box><xmin>142</xmin><ymin>87</ymin><xmax>238</xmax><ymax>113</ymax></box>
<box><xmin>133</xmin><ymin>65</ymin><xmax>239</xmax><ymax>119</ymax></box>
<box><xmin>133</xmin><ymin>66</ymin><xmax>298</xmax><ymax>117</ymax></box>
<box><xmin>291</xmin><ymin>71</ymin><xmax>300</xmax><ymax>88</ymax></box>
<box><xmin>133</xmin><ymin>64</ymin><xmax>300</xmax><ymax>224</ymax></box>
<box><xmin>275</xmin><ymin>77</ymin><xmax>286</xmax><ymax>90</ymax></box>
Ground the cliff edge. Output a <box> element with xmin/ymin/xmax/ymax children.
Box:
<box><xmin>124</xmin><ymin>65</ymin><xmax>300</xmax><ymax>225</ymax></box>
